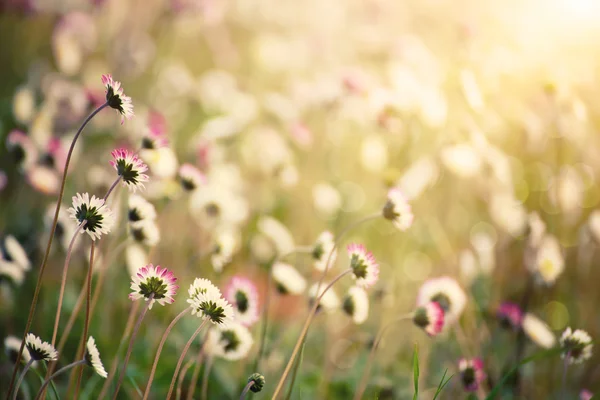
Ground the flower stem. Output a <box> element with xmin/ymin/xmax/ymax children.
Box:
<box><xmin>176</xmin><ymin>358</ymin><xmax>195</xmax><ymax>400</ymax></box>
<box><xmin>201</xmin><ymin>354</ymin><xmax>214</xmax><ymax>400</ymax></box>
<box><xmin>185</xmin><ymin>340</ymin><xmax>208</xmax><ymax>400</ymax></box>
<box><xmin>166</xmin><ymin>319</ymin><xmax>210</xmax><ymax>400</ymax></box>
<box><xmin>561</xmin><ymin>351</ymin><xmax>570</xmax><ymax>398</ymax></box>
<box><xmin>112</xmin><ymin>295</ymin><xmax>154</xmax><ymax>400</ymax></box>
<box><xmin>103</xmin><ymin>176</ymin><xmax>122</xmax><ymax>202</ymax></box>
<box><xmin>353</xmin><ymin>313</ymin><xmax>413</xmax><ymax>400</ymax></box>
<box><xmin>239</xmin><ymin>380</ymin><xmax>255</xmax><ymax>400</ymax></box>
<box><xmin>272</xmin><ymin>269</ymin><xmax>352</xmax><ymax>399</ymax></box>
<box><xmin>6</xmin><ymin>102</ymin><xmax>108</xmax><ymax>399</ymax></box>
<box><xmin>35</xmin><ymin>359</ymin><xmax>87</xmax><ymax>400</ymax></box>
<box><xmin>12</xmin><ymin>358</ymin><xmax>34</xmax><ymax>400</ymax></box>
<box><xmin>142</xmin><ymin>307</ymin><xmax>191</xmax><ymax>399</ymax></box>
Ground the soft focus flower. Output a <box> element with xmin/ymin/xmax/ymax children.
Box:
<box><xmin>0</xmin><ymin>262</ymin><xmax>25</xmax><ymax>285</ymax></box>
<box><xmin>128</xmin><ymin>195</ymin><xmax>157</xmax><ymax>222</ymax></box>
<box><xmin>85</xmin><ymin>336</ymin><xmax>107</xmax><ymax>378</ymax></box>
<box><xmin>211</xmin><ymin>230</ymin><xmax>237</xmax><ymax>272</ymax></box>
<box><xmin>110</xmin><ymin>149</ymin><xmax>149</xmax><ymax>192</ymax></box>
<box><xmin>522</xmin><ymin>313</ymin><xmax>556</xmax><ymax>349</ymax></box>
<box><xmin>247</xmin><ymin>373</ymin><xmax>265</xmax><ymax>393</ymax></box>
<box><xmin>129</xmin><ymin>220</ymin><xmax>160</xmax><ymax>247</ymax></box>
<box><xmin>27</xmin><ymin>166</ymin><xmax>60</xmax><ymax>195</ymax></box>
<box><xmin>531</xmin><ymin>235</ymin><xmax>564</xmax><ymax>285</ymax></box>
<box><xmin>272</xmin><ymin>262</ymin><xmax>306</xmax><ymax>295</ymax></box>
<box><xmin>526</xmin><ymin>212</ymin><xmax>546</xmax><ymax>249</ymax></box>
<box><xmin>178</xmin><ymin>163</ymin><xmax>206</xmax><ymax>191</ymax></box>
<box><xmin>141</xmin><ymin>147</ymin><xmax>178</xmax><ymax>179</ymax></box>
<box><xmin>190</xmin><ymin>183</ymin><xmax>249</xmax><ymax>229</ymax></box>
<box><xmin>68</xmin><ymin>193</ymin><xmax>115</xmax><ymax>241</ymax></box>
<box><xmin>347</xmin><ymin>244</ymin><xmax>379</xmax><ymax>289</ymax></box>
<box><xmin>312</xmin><ymin>231</ymin><xmax>337</xmax><ymax>272</ymax></box>
<box><xmin>496</xmin><ymin>302</ymin><xmax>523</xmax><ymax>331</ymax></box>
<box><xmin>187</xmin><ymin>278</ymin><xmax>234</xmax><ymax>325</ymax></box>
<box><xmin>4</xmin><ymin>336</ymin><xmax>33</xmax><ymax>366</ymax></box>
<box><xmin>560</xmin><ymin>327</ymin><xmax>593</xmax><ymax>364</ymax></box>
<box><xmin>458</xmin><ymin>358</ymin><xmax>486</xmax><ymax>392</ymax></box>
<box><xmin>206</xmin><ymin>321</ymin><xmax>253</xmax><ymax>361</ymax></box>
<box><xmin>342</xmin><ymin>286</ymin><xmax>369</xmax><ymax>324</ymax></box>
<box><xmin>225</xmin><ymin>276</ymin><xmax>260</xmax><ymax>327</ymax></box>
<box><xmin>416</xmin><ymin>277</ymin><xmax>466</xmax><ymax>326</ymax></box>
<box><xmin>256</xmin><ymin>217</ymin><xmax>295</xmax><ymax>256</ymax></box>
<box><xmin>412</xmin><ymin>301</ymin><xmax>445</xmax><ymax>336</ymax></box>
<box><xmin>1</xmin><ymin>235</ymin><xmax>30</xmax><ymax>271</ymax></box>
<box><xmin>25</xmin><ymin>333</ymin><xmax>58</xmax><ymax>362</ymax></box>
<box><xmin>102</xmin><ymin>74</ymin><xmax>134</xmax><ymax>124</ymax></box>
<box><xmin>580</xmin><ymin>389</ymin><xmax>594</xmax><ymax>400</ymax></box>
<box><xmin>382</xmin><ymin>188</ymin><xmax>414</xmax><ymax>231</ymax></box>
<box><xmin>141</xmin><ymin>128</ymin><xmax>169</xmax><ymax>150</ymax></box>
<box><xmin>309</xmin><ymin>283</ymin><xmax>340</xmax><ymax>313</ymax></box>
<box><xmin>6</xmin><ymin>130</ymin><xmax>37</xmax><ymax>170</ymax></box>
<box><xmin>129</xmin><ymin>264</ymin><xmax>179</xmax><ymax>309</ymax></box>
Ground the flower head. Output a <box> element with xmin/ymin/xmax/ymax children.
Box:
<box><xmin>211</xmin><ymin>230</ymin><xmax>237</xmax><ymax>273</ymax></box>
<box><xmin>187</xmin><ymin>278</ymin><xmax>234</xmax><ymax>325</ymax></box>
<box><xmin>496</xmin><ymin>302</ymin><xmax>523</xmax><ymax>331</ymax></box>
<box><xmin>225</xmin><ymin>277</ymin><xmax>260</xmax><ymax>327</ymax></box>
<box><xmin>308</xmin><ymin>283</ymin><xmax>340</xmax><ymax>313</ymax></box>
<box><xmin>458</xmin><ymin>358</ymin><xmax>486</xmax><ymax>392</ymax></box>
<box><xmin>129</xmin><ymin>264</ymin><xmax>178</xmax><ymax>309</ymax></box>
<box><xmin>580</xmin><ymin>389</ymin><xmax>594</xmax><ymax>400</ymax></box>
<box><xmin>0</xmin><ymin>262</ymin><xmax>25</xmax><ymax>285</ymax></box>
<box><xmin>101</xmin><ymin>74</ymin><xmax>134</xmax><ymax>124</ymax></box>
<box><xmin>85</xmin><ymin>336</ymin><xmax>107</xmax><ymax>378</ymax></box>
<box><xmin>6</xmin><ymin>130</ymin><xmax>37</xmax><ymax>170</ymax></box>
<box><xmin>522</xmin><ymin>313</ymin><xmax>556</xmax><ymax>349</ymax></box>
<box><xmin>413</xmin><ymin>301</ymin><xmax>445</xmax><ymax>336</ymax></box>
<box><xmin>129</xmin><ymin>220</ymin><xmax>160</xmax><ymax>247</ymax></box>
<box><xmin>272</xmin><ymin>262</ymin><xmax>306</xmax><ymax>295</ymax></box>
<box><xmin>247</xmin><ymin>373</ymin><xmax>265</xmax><ymax>393</ymax></box>
<box><xmin>382</xmin><ymin>188</ymin><xmax>414</xmax><ymax>231</ymax></box>
<box><xmin>560</xmin><ymin>327</ymin><xmax>593</xmax><ymax>364</ymax></box>
<box><xmin>416</xmin><ymin>276</ymin><xmax>466</xmax><ymax>326</ymax></box>
<box><xmin>110</xmin><ymin>149</ymin><xmax>149</xmax><ymax>192</ymax></box>
<box><xmin>128</xmin><ymin>195</ymin><xmax>157</xmax><ymax>222</ymax></box>
<box><xmin>178</xmin><ymin>163</ymin><xmax>206</xmax><ymax>192</ymax></box>
<box><xmin>312</xmin><ymin>231</ymin><xmax>337</xmax><ymax>272</ymax></box>
<box><xmin>531</xmin><ymin>235</ymin><xmax>564</xmax><ymax>285</ymax></box>
<box><xmin>1</xmin><ymin>235</ymin><xmax>30</xmax><ymax>271</ymax></box>
<box><xmin>342</xmin><ymin>286</ymin><xmax>369</xmax><ymax>324</ymax></box>
<box><xmin>68</xmin><ymin>193</ymin><xmax>115</xmax><ymax>241</ymax></box>
<box><xmin>347</xmin><ymin>244</ymin><xmax>379</xmax><ymax>289</ymax></box>
<box><xmin>25</xmin><ymin>333</ymin><xmax>58</xmax><ymax>362</ymax></box>
<box><xmin>206</xmin><ymin>321</ymin><xmax>254</xmax><ymax>361</ymax></box>
<box><xmin>4</xmin><ymin>336</ymin><xmax>33</xmax><ymax>365</ymax></box>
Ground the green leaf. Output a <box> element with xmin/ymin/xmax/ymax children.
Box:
<box><xmin>485</xmin><ymin>347</ymin><xmax>562</xmax><ymax>399</ymax></box>
<box><xmin>432</xmin><ymin>369</ymin><xmax>453</xmax><ymax>400</ymax></box>
<box><xmin>412</xmin><ymin>344</ymin><xmax>419</xmax><ymax>400</ymax></box>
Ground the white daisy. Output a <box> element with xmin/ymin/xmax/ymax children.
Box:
<box><xmin>128</xmin><ymin>195</ymin><xmax>157</xmax><ymax>222</ymax></box>
<box><xmin>312</xmin><ymin>231</ymin><xmax>337</xmax><ymax>272</ymax></box>
<box><xmin>342</xmin><ymin>286</ymin><xmax>369</xmax><ymax>324</ymax></box>
<box><xmin>347</xmin><ymin>243</ymin><xmax>379</xmax><ymax>289</ymax></box>
<box><xmin>211</xmin><ymin>230</ymin><xmax>237</xmax><ymax>273</ymax></box>
<box><xmin>225</xmin><ymin>277</ymin><xmax>260</xmax><ymax>327</ymax></box>
<box><xmin>68</xmin><ymin>193</ymin><xmax>115</xmax><ymax>241</ymax></box>
<box><xmin>140</xmin><ymin>147</ymin><xmax>178</xmax><ymax>180</ymax></box>
<box><xmin>560</xmin><ymin>327</ymin><xmax>593</xmax><ymax>364</ymax></box>
<box><xmin>0</xmin><ymin>262</ymin><xmax>25</xmax><ymax>285</ymax></box>
<box><xmin>522</xmin><ymin>313</ymin><xmax>556</xmax><ymax>349</ymax></box>
<box><xmin>531</xmin><ymin>235</ymin><xmax>564</xmax><ymax>285</ymax></box>
<box><xmin>416</xmin><ymin>276</ymin><xmax>466</xmax><ymax>326</ymax></box>
<box><xmin>101</xmin><ymin>74</ymin><xmax>134</xmax><ymax>124</ymax></box>
<box><xmin>526</xmin><ymin>212</ymin><xmax>546</xmax><ymax>249</ymax></box>
<box><xmin>178</xmin><ymin>163</ymin><xmax>206</xmax><ymax>192</ymax></box>
<box><xmin>25</xmin><ymin>333</ymin><xmax>58</xmax><ymax>362</ymax></box>
<box><xmin>272</xmin><ymin>262</ymin><xmax>306</xmax><ymax>295</ymax></box>
<box><xmin>129</xmin><ymin>264</ymin><xmax>179</xmax><ymax>309</ymax></box>
<box><xmin>256</xmin><ymin>217</ymin><xmax>295</xmax><ymax>256</ymax></box>
<box><xmin>309</xmin><ymin>283</ymin><xmax>341</xmax><ymax>313</ymax></box>
<box><xmin>85</xmin><ymin>336</ymin><xmax>107</xmax><ymax>378</ymax></box>
<box><xmin>190</xmin><ymin>183</ymin><xmax>249</xmax><ymax>229</ymax></box>
<box><xmin>187</xmin><ymin>278</ymin><xmax>234</xmax><ymax>326</ymax></box>
<box><xmin>382</xmin><ymin>187</ymin><xmax>414</xmax><ymax>231</ymax></box>
<box><xmin>129</xmin><ymin>220</ymin><xmax>160</xmax><ymax>247</ymax></box>
<box><xmin>1</xmin><ymin>235</ymin><xmax>30</xmax><ymax>271</ymax></box>
<box><xmin>206</xmin><ymin>321</ymin><xmax>254</xmax><ymax>361</ymax></box>
<box><xmin>4</xmin><ymin>336</ymin><xmax>34</xmax><ymax>366</ymax></box>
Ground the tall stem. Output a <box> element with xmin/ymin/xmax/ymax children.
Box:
<box><xmin>12</xmin><ymin>358</ymin><xmax>34</xmax><ymax>400</ymax></box>
<box><xmin>35</xmin><ymin>359</ymin><xmax>87</xmax><ymax>400</ymax></box>
<box><xmin>112</xmin><ymin>295</ymin><xmax>154</xmax><ymax>400</ymax></box>
<box><xmin>561</xmin><ymin>351</ymin><xmax>570</xmax><ymax>398</ymax></box>
<box><xmin>103</xmin><ymin>176</ymin><xmax>122</xmax><ymax>202</ymax></box>
<box><xmin>6</xmin><ymin>102</ymin><xmax>108</xmax><ymax>399</ymax></box>
<box><xmin>272</xmin><ymin>269</ymin><xmax>352</xmax><ymax>398</ymax></box>
<box><xmin>186</xmin><ymin>339</ymin><xmax>208</xmax><ymax>400</ymax></box>
<box><xmin>176</xmin><ymin>359</ymin><xmax>195</xmax><ymax>400</ymax></box>
<box><xmin>166</xmin><ymin>319</ymin><xmax>210</xmax><ymax>400</ymax></box>
<box><xmin>201</xmin><ymin>355</ymin><xmax>214</xmax><ymax>400</ymax></box>
<box><xmin>142</xmin><ymin>307</ymin><xmax>191</xmax><ymax>399</ymax></box>
<box><xmin>239</xmin><ymin>380</ymin><xmax>255</xmax><ymax>400</ymax></box>
<box><xmin>353</xmin><ymin>314</ymin><xmax>413</xmax><ymax>400</ymax></box>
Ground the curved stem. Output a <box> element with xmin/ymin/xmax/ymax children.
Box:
<box><xmin>35</xmin><ymin>359</ymin><xmax>87</xmax><ymax>400</ymax></box>
<box><xmin>166</xmin><ymin>319</ymin><xmax>210</xmax><ymax>400</ymax></box>
<box><xmin>103</xmin><ymin>176</ymin><xmax>122</xmax><ymax>202</ymax></box>
<box><xmin>186</xmin><ymin>340</ymin><xmax>208</xmax><ymax>400</ymax></box>
<box><xmin>112</xmin><ymin>295</ymin><xmax>154</xmax><ymax>400</ymax></box>
<box><xmin>176</xmin><ymin>358</ymin><xmax>195</xmax><ymax>400</ymax></box>
<box><xmin>272</xmin><ymin>269</ymin><xmax>352</xmax><ymax>399</ymax></box>
<box><xmin>201</xmin><ymin>355</ymin><xmax>213</xmax><ymax>400</ymax></box>
<box><xmin>12</xmin><ymin>359</ymin><xmax>34</xmax><ymax>400</ymax></box>
<box><xmin>239</xmin><ymin>380</ymin><xmax>254</xmax><ymax>400</ymax></box>
<box><xmin>142</xmin><ymin>307</ymin><xmax>191</xmax><ymax>399</ymax></box>
<box><xmin>353</xmin><ymin>314</ymin><xmax>413</xmax><ymax>400</ymax></box>
<box><xmin>6</xmin><ymin>102</ymin><xmax>108</xmax><ymax>399</ymax></box>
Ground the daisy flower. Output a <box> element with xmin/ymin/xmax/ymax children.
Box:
<box><xmin>530</xmin><ymin>235</ymin><xmax>564</xmax><ymax>285</ymax></box>
<box><xmin>347</xmin><ymin>243</ymin><xmax>379</xmax><ymax>289</ymax></box>
<box><xmin>187</xmin><ymin>278</ymin><xmax>234</xmax><ymax>326</ymax></box>
<box><xmin>247</xmin><ymin>373</ymin><xmax>265</xmax><ymax>393</ymax></box>
<box><xmin>1</xmin><ymin>235</ymin><xmax>30</xmax><ymax>271</ymax></box>
<box><xmin>211</xmin><ymin>230</ymin><xmax>237</xmax><ymax>273</ymax></box>
<box><xmin>178</xmin><ymin>163</ymin><xmax>206</xmax><ymax>192</ymax></box>
<box><xmin>68</xmin><ymin>193</ymin><xmax>115</xmax><ymax>241</ymax></box>
<box><xmin>0</xmin><ymin>262</ymin><xmax>25</xmax><ymax>285</ymax></box>
<box><xmin>560</xmin><ymin>327</ymin><xmax>593</xmax><ymax>364</ymax></box>
<box><xmin>128</xmin><ymin>195</ymin><xmax>157</xmax><ymax>222</ymax></box>
<box><xmin>272</xmin><ymin>262</ymin><xmax>306</xmax><ymax>295</ymax></box>
<box><xmin>110</xmin><ymin>148</ymin><xmax>149</xmax><ymax>192</ymax></box>
<box><xmin>342</xmin><ymin>286</ymin><xmax>369</xmax><ymax>324</ymax></box>
<box><xmin>416</xmin><ymin>276</ymin><xmax>466</xmax><ymax>326</ymax></box>
<box><xmin>496</xmin><ymin>302</ymin><xmax>523</xmax><ymax>331</ymax></box>
<box><xmin>522</xmin><ymin>313</ymin><xmax>556</xmax><ymax>349</ymax></box>
<box><xmin>206</xmin><ymin>321</ymin><xmax>254</xmax><ymax>361</ymax></box>
<box><xmin>129</xmin><ymin>264</ymin><xmax>179</xmax><ymax>309</ymax></box>
<box><xmin>382</xmin><ymin>187</ymin><xmax>414</xmax><ymax>231</ymax></box>
<box><xmin>25</xmin><ymin>333</ymin><xmax>58</xmax><ymax>362</ymax></box>
<box><xmin>580</xmin><ymin>389</ymin><xmax>593</xmax><ymax>400</ymax></box>
<box><xmin>225</xmin><ymin>277</ymin><xmax>260</xmax><ymax>327</ymax></box>
<box><xmin>308</xmin><ymin>283</ymin><xmax>341</xmax><ymax>313</ymax></box>
<box><xmin>85</xmin><ymin>336</ymin><xmax>107</xmax><ymax>378</ymax></box>
<box><xmin>312</xmin><ymin>231</ymin><xmax>337</xmax><ymax>272</ymax></box>
<box><xmin>129</xmin><ymin>220</ymin><xmax>160</xmax><ymax>247</ymax></box>
<box><xmin>413</xmin><ymin>301</ymin><xmax>445</xmax><ymax>337</ymax></box>
<box><xmin>458</xmin><ymin>358</ymin><xmax>486</xmax><ymax>392</ymax></box>
<box><xmin>4</xmin><ymin>336</ymin><xmax>33</xmax><ymax>366</ymax></box>
<box><xmin>6</xmin><ymin>130</ymin><xmax>37</xmax><ymax>170</ymax></box>
<box><xmin>141</xmin><ymin>129</ymin><xmax>169</xmax><ymax>150</ymax></box>
<box><xmin>101</xmin><ymin>74</ymin><xmax>134</xmax><ymax>124</ymax></box>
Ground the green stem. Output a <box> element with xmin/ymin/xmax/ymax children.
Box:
<box><xmin>12</xmin><ymin>359</ymin><xmax>34</xmax><ymax>400</ymax></box>
<box><xmin>239</xmin><ymin>380</ymin><xmax>254</xmax><ymax>400</ymax></box>
<box><xmin>35</xmin><ymin>359</ymin><xmax>87</xmax><ymax>399</ymax></box>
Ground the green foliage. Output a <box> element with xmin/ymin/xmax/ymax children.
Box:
<box><xmin>432</xmin><ymin>369</ymin><xmax>453</xmax><ymax>400</ymax></box>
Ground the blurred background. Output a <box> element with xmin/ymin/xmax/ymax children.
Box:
<box><xmin>1</xmin><ymin>0</ymin><xmax>600</xmax><ymax>398</ymax></box>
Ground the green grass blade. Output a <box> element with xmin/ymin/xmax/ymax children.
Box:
<box><xmin>412</xmin><ymin>344</ymin><xmax>419</xmax><ymax>400</ymax></box>
<box><xmin>432</xmin><ymin>369</ymin><xmax>453</xmax><ymax>400</ymax></box>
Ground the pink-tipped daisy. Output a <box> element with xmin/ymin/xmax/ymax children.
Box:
<box><xmin>67</xmin><ymin>193</ymin><xmax>115</xmax><ymax>241</ymax></box>
<box><xmin>382</xmin><ymin>187</ymin><xmax>414</xmax><ymax>231</ymax></box>
<box><xmin>496</xmin><ymin>302</ymin><xmax>523</xmax><ymax>331</ymax></box>
<box><xmin>347</xmin><ymin>243</ymin><xmax>379</xmax><ymax>289</ymax></box>
<box><xmin>129</xmin><ymin>264</ymin><xmax>179</xmax><ymax>309</ymax></box>
<box><xmin>413</xmin><ymin>301</ymin><xmax>445</xmax><ymax>336</ymax></box>
<box><xmin>225</xmin><ymin>276</ymin><xmax>260</xmax><ymax>327</ymax></box>
<box><xmin>178</xmin><ymin>163</ymin><xmax>206</xmax><ymax>192</ymax></box>
<box><xmin>110</xmin><ymin>148</ymin><xmax>149</xmax><ymax>192</ymax></box>
<box><xmin>458</xmin><ymin>358</ymin><xmax>486</xmax><ymax>392</ymax></box>
<box><xmin>101</xmin><ymin>74</ymin><xmax>134</xmax><ymax>124</ymax></box>
<box><xmin>141</xmin><ymin>128</ymin><xmax>169</xmax><ymax>150</ymax></box>
<box><xmin>6</xmin><ymin>130</ymin><xmax>37</xmax><ymax>170</ymax></box>
<box><xmin>416</xmin><ymin>276</ymin><xmax>466</xmax><ymax>326</ymax></box>
<box><xmin>560</xmin><ymin>327</ymin><xmax>593</xmax><ymax>364</ymax></box>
